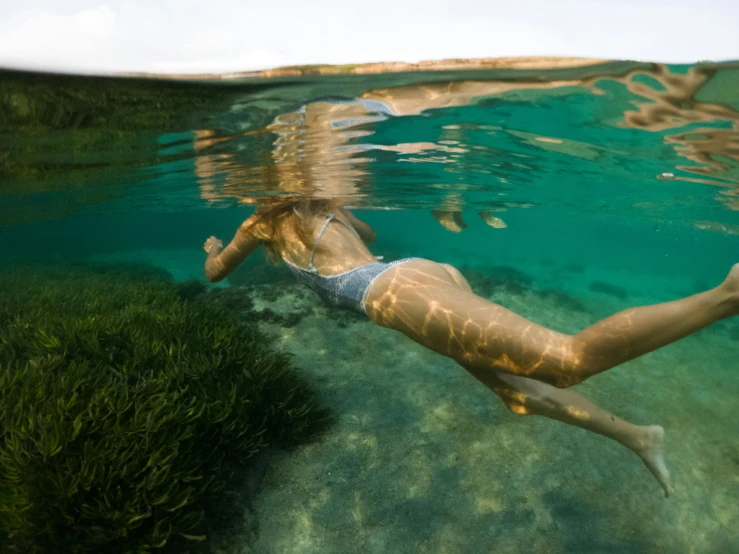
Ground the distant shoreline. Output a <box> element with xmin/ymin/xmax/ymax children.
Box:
<box><xmin>117</xmin><ymin>56</ymin><xmax>611</xmax><ymax>80</ymax></box>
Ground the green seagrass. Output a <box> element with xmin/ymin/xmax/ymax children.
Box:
<box><xmin>0</xmin><ymin>263</ymin><xmax>329</xmax><ymax>553</ymax></box>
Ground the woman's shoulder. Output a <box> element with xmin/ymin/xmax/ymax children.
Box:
<box><xmin>237</xmin><ymin>210</ymin><xmax>276</xmax><ymax>240</ymax></box>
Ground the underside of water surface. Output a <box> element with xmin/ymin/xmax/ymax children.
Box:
<box><xmin>1</xmin><ymin>58</ymin><xmax>738</xmax><ymax>553</ymax></box>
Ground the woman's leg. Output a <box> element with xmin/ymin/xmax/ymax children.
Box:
<box><xmin>570</xmin><ymin>269</ymin><xmax>738</xmax><ymax>379</ymax></box>
<box><xmin>365</xmin><ymin>261</ymin><xmax>739</xmax><ymax>387</ymax></box>
<box><xmin>366</xmin><ymin>260</ymin><xmax>686</xmax><ymax>495</ymax></box>
<box><xmin>408</xmin><ymin>261</ymin><xmax>670</xmax><ymax>493</ymax></box>
<box><xmin>462</xmin><ymin>364</ymin><xmax>672</xmax><ymax>496</ymax></box>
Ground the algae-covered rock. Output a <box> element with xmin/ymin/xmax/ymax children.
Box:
<box><xmin>0</xmin><ymin>263</ymin><xmax>329</xmax><ymax>553</ymax></box>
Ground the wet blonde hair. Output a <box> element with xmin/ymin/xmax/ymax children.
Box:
<box><xmin>247</xmin><ymin>198</ymin><xmax>336</xmax><ymax>263</ymax></box>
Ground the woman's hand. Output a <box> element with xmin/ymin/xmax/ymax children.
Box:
<box><xmin>203</xmin><ymin>236</ymin><xmax>223</xmax><ymax>254</ymax></box>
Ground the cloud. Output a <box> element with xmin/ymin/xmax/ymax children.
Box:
<box><xmin>0</xmin><ymin>5</ymin><xmax>117</xmax><ymax>71</ymax></box>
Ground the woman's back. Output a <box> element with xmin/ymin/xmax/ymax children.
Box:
<box><xmin>262</xmin><ymin>201</ymin><xmax>379</xmax><ymax>275</ymax></box>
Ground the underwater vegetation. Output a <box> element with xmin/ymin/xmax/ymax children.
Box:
<box><xmin>0</xmin><ymin>70</ymin><xmax>233</xmax><ymax>198</ymax></box>
<box><xmin>0</xmin><ymin>263</ymin><xmax>329</xmax><ymax>553</ymax></box>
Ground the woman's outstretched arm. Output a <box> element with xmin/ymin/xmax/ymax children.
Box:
<box><xmin>204</xmin><ymin>214</ymin><xmax>264</xmax><ymax>282</ymax></box>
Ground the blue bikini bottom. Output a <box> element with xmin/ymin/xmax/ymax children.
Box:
<box><xmin>284</xmin><ymin>258</ymin><xmax>422</xmax><ymax>315</ymax></box>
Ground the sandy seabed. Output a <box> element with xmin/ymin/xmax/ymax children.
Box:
<box><xmin>206</xmin><ymin>270</ymin><xmax>739</xmax><ymax>554</ymax></box>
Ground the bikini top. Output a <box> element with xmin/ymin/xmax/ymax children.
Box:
<box><xmin>305</xmin><ymin>213</ymin><xmax>361</xmax><ymax>275</ymax></box>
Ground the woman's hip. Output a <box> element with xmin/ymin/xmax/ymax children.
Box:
<box><xmin>361</xmin><ymin>258</ymin><xmax>466</xmax><ymax>319</ymax></box>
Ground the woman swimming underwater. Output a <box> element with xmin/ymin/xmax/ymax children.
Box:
<box><xmin>204</xmin><ymin>199</ymin><xmax>739</xmax><ymax>497</ymax></box>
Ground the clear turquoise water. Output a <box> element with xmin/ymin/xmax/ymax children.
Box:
<box><xmin>1</xmin><ymin>60</ymin><xmax>738</xmax><ymax>552</ymax></box>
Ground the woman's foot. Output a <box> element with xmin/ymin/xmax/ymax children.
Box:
<box><xmin>722</xmin><ymin>263</ymin><xmax>739</xmax><ymax>316</ymax></box>
<box><xmin>627</xmin><ymin>425</ymin><xmax>672</xmax><ymax>497</ymax></box>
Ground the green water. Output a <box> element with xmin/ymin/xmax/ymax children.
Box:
<box><xmin>1</xmin><ymin>60</ymin><xmax>738</xmax><ymax>553</ymax></box>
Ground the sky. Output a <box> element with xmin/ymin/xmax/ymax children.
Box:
<box><xmin>0</xmin><ymin>1</ymin><xmax>737</xmax><ymax>75</ymax></box>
